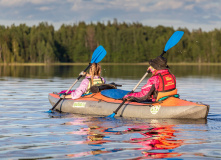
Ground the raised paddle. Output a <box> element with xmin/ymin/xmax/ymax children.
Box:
<box><xmin>49</xmin><ymin>45</ymin><xmax>107</xmax><ymax>112</ymax></box>
<box><xmin>108</xmin><ymin>31</ymin><xmax>184</xmax><ymax>118</ymax></box>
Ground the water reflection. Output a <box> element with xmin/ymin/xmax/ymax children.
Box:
<box><xmin>61</xmin><ymin>116</ymin><xmax>207</xmax><ymax>159</ymax></box>
<box><xmin>1</xmin><ymin>65</ymin><xmax>219</xmax><ymax>159</ymax></box>
<box><xmin>0</xmin><ymin>64</ymin><xmax>221</xmax><ymax>79</ymax></box>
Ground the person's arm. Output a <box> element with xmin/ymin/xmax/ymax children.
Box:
<box><xmin>71</xmin><ymin>78</ymin><xmax>90</xmax><ymax>99</ymax></box>
<box><xmin>124</xmin><ymin>76</ymin><xmax>158</xmax><ymax>99</ymax></box>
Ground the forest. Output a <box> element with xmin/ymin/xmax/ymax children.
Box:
<box><xmin>0</xmin><ymin>20</ymin><xmax>221</xmax><ymax>64</ymax></box>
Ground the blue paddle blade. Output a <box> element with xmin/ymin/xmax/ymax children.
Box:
<box><xmin>164</xmin><ymin>31</ymin><xmax>184</xmax><ymax>52</ymax></box>
<box><xmin>107</xmin><ymin>113</ymin><xmax>115</xmax><ymax>118</ymax></box>
<box><xmin>45</xmin><ymin>110</ymin><xmax>53</xmax><ymax>113</ymax></box>
<box><xmin>91</xmin><ymin>45</ymin><xmax>107</xmax><ymax>63</ymax></box>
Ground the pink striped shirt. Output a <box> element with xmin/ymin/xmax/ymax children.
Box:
<box><xmin>124</xmin><ymin>70</ymin><xmax>170</xmax><ymax>101</ymax></box>
<box><xmin>71</xmin><ymin>76</ymin><xmax>106</xmax><ymax>99</ymax></box>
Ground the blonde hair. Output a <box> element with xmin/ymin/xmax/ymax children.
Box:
<box><xmin>89</xmin><ymin>63</ymin><xmax>102</xmax><ymax>85</ymax></box>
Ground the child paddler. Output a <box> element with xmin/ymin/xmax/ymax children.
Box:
<box><xmin>60</xmin><ymin>63</ymin><xmax>106</xmax><ymax>99</ymax></box>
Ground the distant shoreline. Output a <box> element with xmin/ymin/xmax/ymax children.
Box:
<box><xmin>1</xmin><ymin>62</ymin><xmax>221</xmax><ymax>66</ymax></box>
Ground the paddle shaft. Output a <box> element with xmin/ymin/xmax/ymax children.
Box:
<box><xmin>65</xmin><ymin>63</ymin><xmax>91</xmax><ymax>93</ymax></box>
<box><xmin>160</xmin><ymin>50</ymin><xmax>166</xmax><ymax>57</ymax></box>
<box><xmin>50</xmin><ymin>63</ymin><xmax>92</xmax><ymax>111</ymax></box>
<box><xmin>113</xmin><ymin>71</ymin><xmax>149</xmax><ymax>114</ymax></box>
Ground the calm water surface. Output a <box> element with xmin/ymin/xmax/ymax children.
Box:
<box><xmin>0</xmin><ymin>65</ymin><xmax>221</xmax><ymax>160</ymax></box>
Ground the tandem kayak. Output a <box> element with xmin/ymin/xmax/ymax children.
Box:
<box><xmin>48</xmin><ymin>89</ymin><xmax>209</xmax><ymax>119</ymax></box>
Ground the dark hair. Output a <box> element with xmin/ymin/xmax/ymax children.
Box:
<box><xmin>149</xmin><ymin>56</ymin><xmax>169</xmax><ymax>70</ymax></box>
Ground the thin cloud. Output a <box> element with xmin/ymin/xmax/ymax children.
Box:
<box><xmin>38</xmin><ymin>6</ymin><xmax>52</xmax><ymax>11</ymax></box>
<box><xmin>0</xmin><ymin>0</ymin><xmax>221</xmax><ymax>31</ymax></box>
<box><xmin>0</xmin><ymin>0</ymin><xmax>28</xmax><ymax>6</ymax></box>
<box><xmin>0</xmin><ymin>0</ymin><xmax>57</xmax><ymax>6</ymax></box>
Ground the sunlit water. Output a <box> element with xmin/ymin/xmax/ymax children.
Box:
<box><xmin>1</xmin><ymin>65</ymin><xmax>221</xmax><ymax>159</ymax></box>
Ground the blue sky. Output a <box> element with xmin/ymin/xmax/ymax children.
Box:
<box><xmin>0</xmin><ymin>0</ymin><xmax>221</xmax><ymax>32</ymax></box>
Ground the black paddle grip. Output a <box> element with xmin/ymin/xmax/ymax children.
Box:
<box><xmin>113</xmin><ymin>99</ymin><xmax>127</xmax><ymax>114</ymax></box>
<box><xmin>51</xmin><ymin>98</ymin><xmax>62</xmax><ymax>111</ymax></box>
<box><xmin>160</xmin><ymin>50</ymin><xmax>166</xmax><ymax>57</ymax></box>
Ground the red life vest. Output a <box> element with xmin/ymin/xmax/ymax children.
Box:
<box><xmin>157</xmin><ymin>70</ymin><xmax>176</xmax><ymax>92</ymax></box>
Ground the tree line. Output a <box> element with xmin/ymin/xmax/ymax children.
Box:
<box><xmin>0</xmin><ymin>20</ymin><xmax>221</xmax><ymax>63</ymax></box>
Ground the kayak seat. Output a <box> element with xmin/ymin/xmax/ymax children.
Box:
<box><xmin>156</xmin><ymin>89</ymin><xmax>179</xmax><ymax>101</ymax></box>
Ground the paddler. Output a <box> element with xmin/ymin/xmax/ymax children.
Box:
<box><xmin>123</xmin><ymin>56</ymin><xmax>176</xmax><ymax>102</ymax></box>
<box><xmin>59</xmin><ymin>63</ymin><xmax>106</xmax><ymax>99</ymax></box>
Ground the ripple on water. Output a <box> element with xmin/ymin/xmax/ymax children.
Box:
<box><xmin>0</xmin><ymin>74</ymin><xmax>221</xmax><ymax>159</ymax></box>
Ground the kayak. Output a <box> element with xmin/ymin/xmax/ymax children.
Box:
<box><xmin>48</xmin><ymin>89</ymin><xmax>209</xmax><ymax>119</ymax></box>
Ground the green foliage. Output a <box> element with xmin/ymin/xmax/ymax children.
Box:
<box><xmin>0</xmin><ymin>21</ymin><xmax>221</xmax><ymax>63</ymax></box>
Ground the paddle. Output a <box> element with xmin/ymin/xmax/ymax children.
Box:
<box><xmin>49</xmin><ymin>45</ymin><xmax>107</xmax><ymax>112</ymax></box>
<box><xmin>107</xmin><ymin>72</ymin><xmax>149</xmax><ymax>118</ymax></box>
<box><xmin>108</xmin><ymin>31</ymin><xmax>184</xmax><ymax>118</ymax></box>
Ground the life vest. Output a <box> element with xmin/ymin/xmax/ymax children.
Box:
<box><xmin>157</xmin><ymin>70</ymin><xmax>176</xmax><ymax>92</ymax></box>
<box><xmin>85</xmin><ymin>77</ymin><xmax>104</xmax><ymax>94</ymax></box>
<box><xmin>155</xmin><ymin>70</ymin><xmax>177</xmax><ymax>101</ymax></box>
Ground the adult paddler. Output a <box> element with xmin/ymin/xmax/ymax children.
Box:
<box><xmin>123</xmin><ymin>56</ymin><xmax>176</xmax><ymax>102</ymax></box>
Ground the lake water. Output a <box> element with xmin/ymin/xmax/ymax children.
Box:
<box><xmin>1</xmin><ymin>64</ymin><xmax>221</xmax><ymax>159</ymax></box>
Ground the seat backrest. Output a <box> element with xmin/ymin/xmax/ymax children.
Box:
<box><xmin>156</xmin><ymin>89</ymin><xmax>178</xmax><ymax>101</ymax></box>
